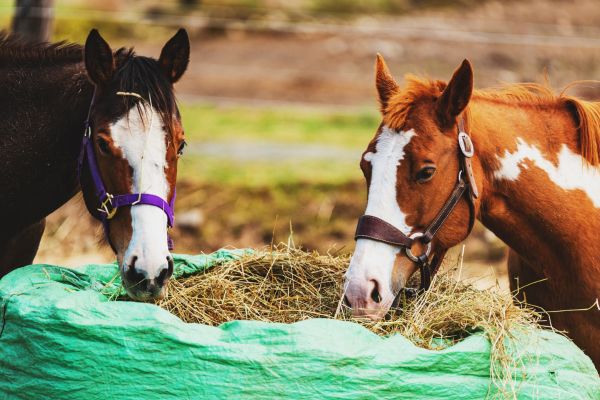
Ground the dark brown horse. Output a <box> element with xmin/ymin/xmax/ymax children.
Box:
<box><xmin>345</xmin><ymin>55</ymin><xmax>600</xmax><ymax>367</ymax></box>
<box><xmin>0</xmin><ymin>29</ymin><xmax>189</xmax><ymax>300</ymax></box>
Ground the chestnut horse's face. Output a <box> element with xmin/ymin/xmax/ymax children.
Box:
<box><xmin>344</xmin><ymin>56</ymin><xmax>476</xmax><ymax>319</ymax></box>
<box><xmin>81</xmin><ymin>29</ymin><xmax>189</xmax><ymax>300</ymax></box>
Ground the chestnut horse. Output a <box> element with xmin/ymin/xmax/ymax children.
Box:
<box><xmin>345</xmin><ymin>56</ymin><xmax>600</xmax><ymax>367</ymax></box>
<box><xmin>0</xmin><ymin>29</ymin><xmax>189</xmax><ymax>300</ymax></box>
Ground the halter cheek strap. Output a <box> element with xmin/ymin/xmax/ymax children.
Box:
<box><xmin>354</xmin><ymin>117</ymin><xmax>478</xmax><ymax>291</ymax></box>
<box><xmin>77</xmin><ymin>88</ymin><xmax>176</xmax><ymax>250</ymax></box>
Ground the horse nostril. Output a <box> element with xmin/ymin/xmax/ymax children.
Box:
<box><xmin>166</xmin><ymin>256</ymin><xmax>174</xmax><ymax>278</ymax></box>
<box><xmin>156</xmin><ymin>257</ymin><xmax>174</xmax><ymax>288</ymax></box>
<box><xmin>370</xmin><ymin>280</ymin><xmax>382</xmax><ymax>304</ymax></box>
<box><xmin>156</xmin><ymin>268</ymin><xmax>168</xmax><ymax>287</ymax></box>
<box><xmin>129</xmin><ymin>255</ymin><xmax>138</xmax><ymax>271</ymax></box>
<box><xmin>124</xmin><ymin>255</ymin><xmax>145</xmax><ymax>287</ymax></box>
<box><xmin>343</xmin><ymin>294</ymin><xmax>351</xmax><ymax>307</ymax></box>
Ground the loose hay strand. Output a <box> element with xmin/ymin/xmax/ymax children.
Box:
<box><xmin>157</xmin><ymin>244</ymin><xmax>541</xmax><ymax>398</ymax></box>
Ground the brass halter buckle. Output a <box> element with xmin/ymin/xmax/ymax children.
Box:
<box><xmin>97</xmin><ymin>193</ymin><xmax>117</xmax><ymax>219</ymax></box>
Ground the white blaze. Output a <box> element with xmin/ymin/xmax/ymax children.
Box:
<box><xmin>345</xmin><ymin>127</ymin><xmax>416</xmax><ymax>302</ymax></box>
<box><xmin>110</xmin><ymin>106</ymin><xmax>170</xmax><ymax>278</ymax></box>
<box><xmin>495</xmin><ymin>138</ymin><xmax>600</xmax><ymax>207</ymax></box>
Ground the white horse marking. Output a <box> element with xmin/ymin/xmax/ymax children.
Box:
<box><xmin>495</xmin><ymin>138</ymin><xmax>600</xmax><ymax>207</ymax></box>
<box><xmin>346</xmin><ymin>127</ymin><xmax>416</xmax><ymax>300</ymax></box>
<box><xmin>110</xmin><ymin>105</ymin><xmax>170</xmax><ymax>279</ymax></box>
<box><xmin>363</xmin><ymin>127</ymin><xmax>416</xmax><ymax>234</ymax></box>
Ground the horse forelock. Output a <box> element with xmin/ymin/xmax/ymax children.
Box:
<box><xmin>382</xmin><ymin>75</ymin><xmax>445</xmax><ymax>131</ymax></box>
<box><xmin>113</xmin><ymin>53</ymin><xmax>179</xmax><ymax>141</ymax></box>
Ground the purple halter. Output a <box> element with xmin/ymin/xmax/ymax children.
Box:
<box><xmin>77</xmin><ymin>88</ymin><xmax>176</xmax><ymax>250</ymax></box>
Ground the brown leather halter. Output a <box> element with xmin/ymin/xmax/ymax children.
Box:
<box><xmin>354</xmin><ymin>118</ymin><xmax>479</xmax><ymax>292</ymax></box>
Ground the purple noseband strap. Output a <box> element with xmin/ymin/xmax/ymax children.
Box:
<box><xmin>78</xmin><ymin>89</ymin><xmax>176</xmax><ymax>250</ymax></box>
<box><xmin>110</xmin><ymin>194</ymin><xmax>175</xmax><ymax>227</ymax></box>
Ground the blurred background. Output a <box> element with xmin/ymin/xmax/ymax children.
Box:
<box><xmin>4</xmin><ymin>0</ymin><xmax>600</xmax><ymax>289</ymax></box>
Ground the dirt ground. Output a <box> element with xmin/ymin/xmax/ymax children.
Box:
<box><xmin>154</xmin><ymin>0</ymin><xmax>600</xmax><ymax>107</ymax></box>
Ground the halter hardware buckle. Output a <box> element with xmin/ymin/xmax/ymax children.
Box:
<box><xmin>458</xmin><ymin>132</ymin><xmax>474</xmax><ymax>158</ymax></box>
<box><xmin>97</xmin><ymin>193</ymin><xmax>117</xmax><ymax>219</ymax></box>
<box><xmin>405</xmin><ymin>232</ymin><xmax>432</xmax><ymax>263</ymax></box>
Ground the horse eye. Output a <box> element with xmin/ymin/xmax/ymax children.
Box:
<box><xmin>177</xmin><ymin>140</ymin><xmax>187</xmax><ymax>156</ymax></box>
<box><xmin>96</xmin><ymin>137</ymin><xmax>110</xmax><ymax>155</ymax></box>
<box><xmin>416</xmin><ymin>166</ymin><xmax>436</xmax><ymax>183</ymax></box>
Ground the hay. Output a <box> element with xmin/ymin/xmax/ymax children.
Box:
<box><xmin>157</xmin><ymin>244</ymin><xmax>542</xmax><ymax>397</ymax></box>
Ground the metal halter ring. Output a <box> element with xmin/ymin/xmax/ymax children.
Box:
<box><xmin>405</xmin><ymin>232</ymin><xmax>432</xmax><ymax>263</ymax></box>
<box><xmin>97</xmin><ymin>193</ymin><xmax>117</xmax><ymax>219</ymax></box>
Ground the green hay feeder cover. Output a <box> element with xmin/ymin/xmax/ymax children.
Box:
<box><xmin>0</xmin><ymin>250</ymin><xmax>598</xmax><ymax>399</ymax></box>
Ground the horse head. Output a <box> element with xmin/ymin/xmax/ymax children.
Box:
<box><xmin>80</xmin><ymin>29</ymin><xmax>189</xmax><ymax>300</ymax></box>
<box><xmin>344</xmin><ymin>56</ymin><xmax>481</xmax><ymax>319</ymax></box>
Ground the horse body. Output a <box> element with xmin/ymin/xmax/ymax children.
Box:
<box><xmin>345</xmin><ymin>56</ymin><xmax>600</xmax><ymax>367</ymax></box>
<box><xmin>0</xmin><ymin>31</ymin><xmax>190</xmax><ymax>301</ymax></box>
<box><xmin>0</xmin><ymin>37</ymin><xmax>91</xmax><ymax>275</ymax></box>
<box><xmin>468</xmin><ymin>92</ymin><xmax>600</xmax><ymax>365</ymax></box>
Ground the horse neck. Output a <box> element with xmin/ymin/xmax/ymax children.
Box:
<box><xmin>469</xmin><ymin>97</ymin><xmax>600</xmax><ymax>279</ymax></box>
<box><xmin>0</xmin><ymin>61</ymin><xmax>93</xmax><ymax>234</ymax></box>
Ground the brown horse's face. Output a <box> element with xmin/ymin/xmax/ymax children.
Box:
<box><xmin>81</xmin><ymin>29</ymin><xmax>189</xmax><ymax>300</ymax></box>
<box><xmin>344</xmin><ymin>57</ymin><xmax>476</xmax><ymax>319</ymax></box>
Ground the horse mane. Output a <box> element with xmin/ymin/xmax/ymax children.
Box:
<box><xmin>555</xmin><ymin>94</ymin><xmax>600</xmax><ymax>165</ymax></box>
<box><xmin>0</xmin><ymin>31</ymin><xmax>83</xmax><ymax>64</ymax></box>
<box><xmin>384</xmin><ymin>75</ymin><xmax>600</xmax><ymax>166</ymax></box>
<box><xmin>0</xmin><ymin>31</ymin><xmax>177</xmax><ymax>132</ymax></box>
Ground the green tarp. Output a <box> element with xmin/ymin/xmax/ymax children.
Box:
<box><xmin>0</xmin><ymin>250</ymin><xmax>598</xmax><ymax>399</ymax></box>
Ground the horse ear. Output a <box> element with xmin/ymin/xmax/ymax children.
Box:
<box><xmin>375</xmin><ymin>53</ymin><xmax>399</xmax><ymax>113</ymax></box>
<box><xmin>84</xmin><ymin>29</ymin><xmax>114</xmax><ymax>85</ymax></box>
<box><xmin>437</xmin><ymin>59</ymin><xmax>473</xmax><ymax>128</ymax></box>
<box><xmin>158</xmin><ymin>29</ymin><xmax>190</xmax><ymax>83</ymax></box>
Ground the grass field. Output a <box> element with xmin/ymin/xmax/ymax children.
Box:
<box><xmin>178</xmin><ymin>104</ymin><xmax>378</xmax><ymax>185</ymax></box>
<box><xmin>180</xmin><ymin>104</ymin><xmax>377</xmax><ymax>148</ymax></box>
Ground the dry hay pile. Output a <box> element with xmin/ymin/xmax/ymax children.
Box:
<box><xmin>157</xmin><ymin>244</ymin><xmax>542</xmax><ymax>394</ymax></box>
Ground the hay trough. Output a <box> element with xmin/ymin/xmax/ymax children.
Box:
<box><xmin>159</xmin><ymin>246</ymin><xmax>533</xmax><ymax>342</ymax></box>
<box><xmin>0</xmin><ymin>248</ymin><xmax>598</xmax><ymax>399</ymax></box>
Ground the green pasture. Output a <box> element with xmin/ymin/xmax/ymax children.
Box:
<box><xmin>178</xmin><ymin>157</ymin><xmax>363</xmax><ymax>187</ymax></box>
<box><xmin>178</xmin><ymin>104</ymin><xmax>378</xmax><ymax>186</ymax></box>
<box><xmin>179</xmin><ymin>104</ymin><xmax>377</xmax><ymax>149</ymax></box>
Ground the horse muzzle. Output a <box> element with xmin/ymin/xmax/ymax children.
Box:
<box><xmin>121</xmin><ymin>255</ymin><xmax>174</xmax><ymax>301</ymax></box>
